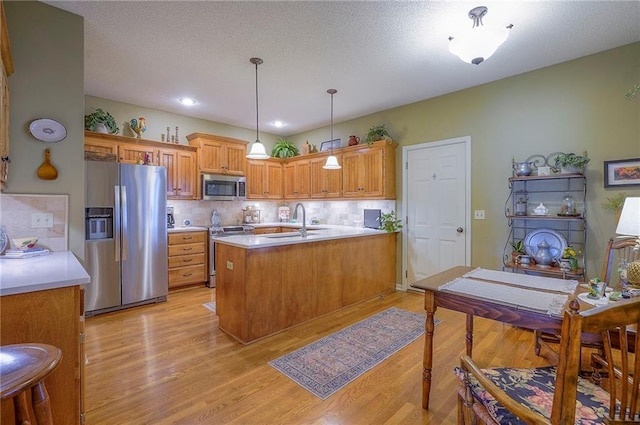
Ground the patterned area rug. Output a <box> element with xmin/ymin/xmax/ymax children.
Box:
<box><xmin>202</xmin><ymin>302</ymin><xmax>216</xmax><ymax>313</ymax></box>
<box><xmin>269</xmin><ymin>307</ymin><xmax>436</xmax><ymax>400</ymax></box>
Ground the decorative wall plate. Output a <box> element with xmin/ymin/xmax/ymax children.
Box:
<box><xmin>29</xmin><ymin>118</ymin><xmax>67</xmax><ymax>143</ymax></box>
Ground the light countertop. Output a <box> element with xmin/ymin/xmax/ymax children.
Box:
<box><xmin>212</xmin><ymin>224</ymin><xmax>390</xmax><ymax>249</ymax></box>
<box><xmin>0</xmin><ymin>251</ymin><xmax>90</xmax><ymax>296</ymax></box>
<box><xmin>168</xmin><ymin>226</ymin><xmax>209</xmax><ymax>233</ymax></box>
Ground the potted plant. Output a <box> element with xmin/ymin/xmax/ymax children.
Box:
<box><xmin>84</xmin><ymin>108</ymin><xmax>119</xmax><ymax>134</ymax></box>
<box><xmin>271</xmin><ymin>138</ymin><xmax>299</xmax><ymax>158</ymax></box>
<box><xmin>364</xmin><ymin>124</ymin><xmax>392</xmax><ymax>146</ymax></box>
<box><xmin>554</xmin><ymin>152</ymin><xmax>590</xmax><ymax>174</ymax></box>
<box><xmin>602</xmin><ymin>192</ymin><xmax>628</xmax><ymax>224</ymax></box>
<box><xmin>510</xmin><ymin>240</ymin><xmax>526</xmax><ymax>264</ymax></box>
<box><xmin>378</xmin><ymin>211</ymin><xmax>403</xmax><ymax>232</ymax></box>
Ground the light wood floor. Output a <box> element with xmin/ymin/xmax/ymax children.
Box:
<box><xmin>83</xmin><ymin>287</ymin><xmax>557</xmax><ymax>424</ymax></box>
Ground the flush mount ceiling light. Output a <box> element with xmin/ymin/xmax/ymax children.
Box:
<box><xmin>178</xmin><ymin>97</ymin><xmax>197</xmax><ymax>106</ymax></box>
<box><xmin>448</xmin><ymin>6</ymin><xmax>512</xmax><ymax>65</ymax></box>
<box><xmin>246</xmin><ymin>57</ymin><xmax>270</xmax><ymax>159</ymax></box>
<box><xmin>271</xmin><ymin>121</ymin><xmax>286</xmax><ymax>128</ymax></box>
<box><xmin>323</xmin><ymin>89</ymin><xmax>341</xmax><ymax>170</ymax></box>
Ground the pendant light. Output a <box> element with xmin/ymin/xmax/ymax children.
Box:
<box><xmin>323</xmin><ymin>89</ymin><xmax>341</xmax><ymax>170</ymax></box>
<box><xmin>246</xmin><ymin>57</ymin><xmax>269</xmax><ymax>159</ymax></box>
<box><xmin>448</xmin><ymin>6</ymin><xmax>512</xmax><ymax>65</ymax></box>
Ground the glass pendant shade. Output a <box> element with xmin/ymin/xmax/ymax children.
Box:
<box><xmin>246</xmin><ymin>140</ymin><xmax>269</xmax><ymax>159</ymax></box>
<box><xmin>246</xmin><ymin>57</ymin><xmax>270</xmax><ymax>159</ymax></box>
<box><xmin>323</xmin><ymin>88</ymin><xmax>341</xmax><ymax>170</ymax></box>
<box><xmin>323</xmin><ymin>155</ymin><xmax>341</xmax><ymax>169</ymax></box>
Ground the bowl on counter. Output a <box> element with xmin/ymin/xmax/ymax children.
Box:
<box><xmin>12</xmin><ymin>237</ymin><xmax>38</xmax><ymax>250</ymax></box>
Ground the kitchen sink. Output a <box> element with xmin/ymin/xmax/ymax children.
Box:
<box><xmin>262</xmin><ymin>231</ymin><xmax>322</xmax><ymax>239</ymax></box>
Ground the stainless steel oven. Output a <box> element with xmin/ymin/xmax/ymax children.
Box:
<box><xmin>208</xmin><ymin>225</ymin><xmax>254</xmax><ymax>287</ymax></box>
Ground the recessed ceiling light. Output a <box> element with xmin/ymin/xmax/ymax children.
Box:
<box><xmin>271</xmin><ymin>121</ymin><xmax>286</xmax><ymax>128</ymax></box>
<box><xmin>179</xmin><ymin>97</ymin><xmax>197</xmax><ymax>106</ymax></box>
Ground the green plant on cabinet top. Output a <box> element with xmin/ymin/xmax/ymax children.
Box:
<box><xmin>364</xmin><ymin>124</ymin><xmax>392</xmax><ymax>146</ymax></box>
<box><xmin>271</xmin><ymin>138</ymin><xmax>299</xmax><ymax>158</ymax></box>
<box><xmin>84</xmin><ymin>108</ymin><xmax>119</xmax><ymax>134</ymax></box>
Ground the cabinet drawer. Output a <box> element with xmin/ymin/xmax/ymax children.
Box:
<box><xmin>168</xmin><ymin>242</ymin><xmax>205</xmax><ymax>256</ymax></box>
<box><xmin>168</xmin><ymin>265</ymin><xmax>206</xmax><ymax>285</ymax></box>
<box><xmin>168</xmin><ymin>253</ymin><xmax>205</xmax><ymax>268</ymax></box>
<box><xmin>169</xmin><ymin>232</ymin><xmax>206</xmax><ymax>244</ymax></box>
<box><xmin>254</xmin><ymin>227</ymin><xmax>280</xmax><ymax>234</ymax></box>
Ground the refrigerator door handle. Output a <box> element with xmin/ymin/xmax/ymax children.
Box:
<box><xmin>121</xmin><ymin>185</ymin><xmax>128</xmax><ymax>261</ymax></box>
<box><xmin>114</xmin><ymin>185</ymin><xmax>121</xmax><ymax>262</ymax></box>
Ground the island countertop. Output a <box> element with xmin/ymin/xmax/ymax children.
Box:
<box><xmin>0</xmin><ymin>251</ymin><xmax>90</xmax><ymax>296</ymax></box>
<box><xmin>212</xmin><ymin>224</ymin><xmax>389</xmax><ymax>249</ymax></box>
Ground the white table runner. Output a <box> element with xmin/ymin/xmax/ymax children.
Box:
<box><xmin>463</xmin><ymin>267</ymin><xmax>578</xmax><ymax>294</ymax></box>
<box><xmin>438</xmin><ymin>277</ymin><xmax>568</xmax><ymax>316</ymax></box>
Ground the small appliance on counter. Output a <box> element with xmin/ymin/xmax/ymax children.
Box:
<box><xmin>242</xmin><ymin>206</ymin><xmax>261</xmax><ymax>224</ymax></box>
<box><xmin>167</xmin><ymin>206</ymin><xmax>175</xmax><ymax>228</ymax></box>
<box><xmin>364</xmin><ymin>209</ymin><xmax>382</xmax><ymax>229</ymax></box>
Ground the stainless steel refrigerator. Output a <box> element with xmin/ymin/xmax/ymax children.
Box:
<box><xmin>84</xmin><ymin>161</ymin><xmax>168</xmax><ymax>316</ymax></box>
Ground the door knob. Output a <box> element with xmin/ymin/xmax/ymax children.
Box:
<box><xmin>457</xmin><ymin>227</ymin><xmax>464</xmax><ymax>233</ymax></box>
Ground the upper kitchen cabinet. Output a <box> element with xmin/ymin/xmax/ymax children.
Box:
<box><xmin>247</xmin><ymin>158</ymin><xmax>284</xmax><ymax>199</ymax></box>
<box><xmin>187</xmin><ymin>133</ymin><xmax>248</xmax><ymax>176</ymax></box>
<box><xmin>84</xmin><ymin>132</ymin><xmax>198</xmax><ymax>200</ymax></box>
<box><xmin>309</xmin><ymin>155</ymin><xmax>342</xmax><ymax>199</ymax></box>
<box><xmin>0</xmin><ymin>0</ymin><xmax>14</xmax><ymax>192</ymax></box>
<box><xmin>159</xmin><ymin>149</ymin><xmax>197</xmax><ymax>199</ymax></box>
<box><xmin>342</xmin><ymin>140</ymin><xmax>397</xmax><ymax>199</ymax></box>
<box><xmin>284</xmin><ymin>157</ymin><xmax>311</xmax><ymax>199</ymax></box>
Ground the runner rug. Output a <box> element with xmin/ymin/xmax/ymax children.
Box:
<box><xmin>269</xmin><ymin>307</ymin><xmax>436</xmax><ymax>400</ymax></box>
<box><xmin>202</xmin><ymin>302</ymin><xmax>216</xmax><ymax>313</ymax></box>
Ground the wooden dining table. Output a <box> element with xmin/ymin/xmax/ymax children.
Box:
<box><xmin>410</xmin><ymin>266</ymin><xmax>592</xmax><ymax>410</ymax></box>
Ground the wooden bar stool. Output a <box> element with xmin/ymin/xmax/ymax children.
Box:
<box><xmin>0</xmin><ymin>343</ymin><xmax>62</xmax><ymax>425</ymax></box>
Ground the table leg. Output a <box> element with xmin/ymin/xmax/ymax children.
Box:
<box><xmin>466</xmin><ymin>313</ymin><xmax>473</xmax><ymax>357</ymax></box>
<box><xmin>422</xmin><ymin>292</ymin><xmax>436</xmax><ymax>409</ymax></box>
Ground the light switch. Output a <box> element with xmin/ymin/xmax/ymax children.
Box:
<box><xmin>226</xmin><ymin>261</ymin><xmax>234</xmax><ymax>270</ymax></box>
<box><xmin>474</xmin><ymin>210</ymin><xmax>485</xmax><ymax>220</ymax></box>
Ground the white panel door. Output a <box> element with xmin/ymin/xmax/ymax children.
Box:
<box><xmin>404</xmin><ymin>138</ymin><xmax>469</xmax><ymax>287</ymax></box>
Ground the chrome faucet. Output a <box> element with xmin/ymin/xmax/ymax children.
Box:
<box><xmin>292</xmin><ymin>203</ymin><xmax>307</xmax><ymax>238</ymax></box>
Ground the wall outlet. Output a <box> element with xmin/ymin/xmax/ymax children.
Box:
<box><xmin>32</xmin><ymin>212</ymin><xmax>54</xmax><ymax>228</ymax></box>
<box><xmin>474</xmin><ymin>210</ymin><xmax>485</xmax><ymax>220</ymax></box>
<box><xmin>226</xmin><ymin>261</ymin><xmax>234</xmax><ymax>270</ymax></box>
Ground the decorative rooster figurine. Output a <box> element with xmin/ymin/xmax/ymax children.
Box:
<box><xmin>130</xmin><ymin>117</ymin><xmax>146</xmax><ymax>139</ymax></box>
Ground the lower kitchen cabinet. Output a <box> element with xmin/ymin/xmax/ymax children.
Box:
<box><xmin>168</xmin><ymin>231</ymin><xmax>207</xmax><ymax>289</ymax></box>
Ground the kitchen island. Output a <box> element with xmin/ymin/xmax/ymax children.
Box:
<box><xmin>213</xmin><ymin>226</ymin><xmax>397</xmax><ymax>343</ymax></box>
<box><xmin>0</xmin><ymin>251</ymin><xmax>89</xmax><ymax>425</ymax></box>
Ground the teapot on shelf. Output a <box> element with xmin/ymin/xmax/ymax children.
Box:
<box><xmin>527</xmin><ymin>239</ymin><xmax>559</xmax><ymax>268</ymax></box>
<box><xmin>512</xmin><ymin>161</ymin><xmax>533</xmax><ymax>176</ymax></box>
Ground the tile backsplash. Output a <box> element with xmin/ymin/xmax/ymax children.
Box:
<box><xmin>169</xmin><ymin>199</ymin><xmax>397</xmax><ymax>228</ymax></box>
<box><xmin>0</xmin><ymin>194</ymin><xmax>68</xmax><ymax>252</ymax></box>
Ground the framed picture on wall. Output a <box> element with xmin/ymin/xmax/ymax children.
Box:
<box><xmin>320</xmin><ymin>139</ymin><xmax>341</xmax><ymax>152</ymax></box>
<box><xmin>604</xmin><ymin>158</ymin><xmax>640</xmax><ymax>187</ymax></box>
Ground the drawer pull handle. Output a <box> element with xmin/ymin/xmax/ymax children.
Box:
<box><xmin>183</xmin><ymin>273</ymin><xmax>192</xmax><ymax>277</ymax></box>
<box><xmin>183</xmin><ymin>258</ymin><xmax>193</xmax><ymax>262</ymax></box>
<box><xmin>183</xmin><ymin>236</ymin><xmax>192</xmax><ymax>240</ymax></box>
<box><xmin>183</xmin><ymin>247</ymin><xmax>193</xmax><ymax>251</ymax></box>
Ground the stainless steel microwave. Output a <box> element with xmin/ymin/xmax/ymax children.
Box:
<box><xmin>201</xmin><ymin>174</ymin><xmax>246</xmax><ymax>201</ymax></box>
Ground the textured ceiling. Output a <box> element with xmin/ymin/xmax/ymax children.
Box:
<box><xmin>42</xmin><ymin>1</ymin><xmax>640</xmax><ymax>136</ymax></box>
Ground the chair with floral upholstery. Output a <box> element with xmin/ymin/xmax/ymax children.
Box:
<box><xmin>454</xmin><ymin>296</ymin><xmax>640</xmax><ymax>424</ymax></box>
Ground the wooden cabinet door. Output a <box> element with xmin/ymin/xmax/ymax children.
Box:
<box><xmin>175</xmin><ymin>150</ymin><xmax>196</xmax><ymax>199</ymax></box>
<box><xmin>198</xmin><ymin>140</ymin><xmax>224</xmax><ymax>173</ymax></box>
<box><xmin>341</xmin><ymin>151</ymin><xmax>363</xmax><ymax>197</ymax></box>
<box><xmin>119</xmin><ymin>144</ymin><xmax>157</xmax><ymax>165</ymax></box>
<box><xmin>360</xmin><ymin>148</ymin><xmax>384</xmax><ymax>198</ymax></box>
<box><xmin>225</xmin><ymin>143</ymin><xmax>247</xmax><ymax>176</ymax></box>
<box><xmin>159</xmin><ymin>149</ymin><xmax>196</xmax><ymax>199</ymax></box>
<box><xmin>247</xmin><ymin>159</ymin><xmax>282</xmax><ymax>199</ymax></box>
<box><xmin>310</xmin><ymin>156</ymin><xmax>342</xmax><ymax>198</ymax></box>
<box><xmin>266</xmin><ymin>160</ymin><xmax>284</xmax><ymax>199</ymax></box>
<box><xmin>84</xmin><ymin>138</ymin><xmax>117</xmax><ymax>155</ymax></box>
<box><xmin>284</xmin><ymin>159</ymin><xmax>310</xmax><ymax>199</ymax></box>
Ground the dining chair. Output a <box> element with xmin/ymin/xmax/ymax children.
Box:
<box><xmin>601</xmin><ymin>236</ymin><xmax>639</xmax><ymax>287</ymax></box>
<box><xmin>454</xmin><ymin>296</ymin><xmax>640</xmax><ymax>425</ymax></box>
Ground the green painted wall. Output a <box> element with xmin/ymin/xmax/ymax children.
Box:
<box><xmin>291</xmin><ymin>42</ymin><xmax>640</xmax><ymax>278</ymax></box>
<box><xmin>4</xmin><ymin>1</ymin><xmax>84</xmax><ymax>257</ymax></box>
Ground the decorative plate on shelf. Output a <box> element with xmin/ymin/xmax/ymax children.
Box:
<box><xmin>524</xmin><ymin>228</ymin><xmax>567</xmax><ymax>262</ymax></box>
<box><xmin>0</xmin><ymin>227</ymin><xmax>7</xmax><ymax>254</ymax></box>
<box><xmin>29</xmin><ymin>118</ymin><xmax>67</xmax><ymax>143</ymax></box>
